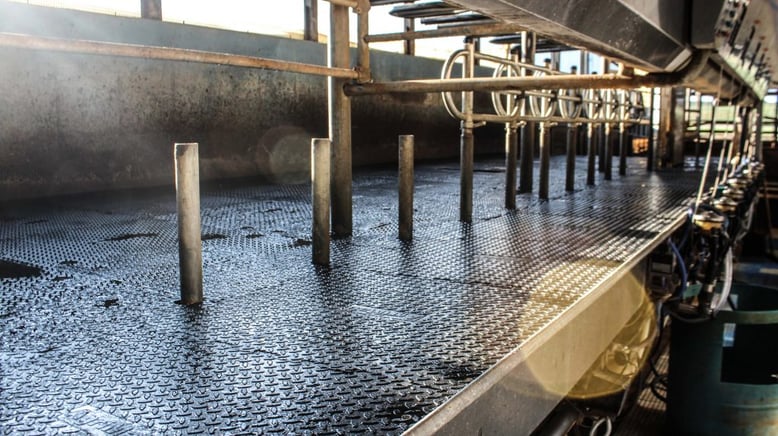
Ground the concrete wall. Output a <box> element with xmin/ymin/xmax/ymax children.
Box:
<box><xmin>0</xmin><ymin>1</ymin><xmax>502</xmax><ymax>200</ymax></box>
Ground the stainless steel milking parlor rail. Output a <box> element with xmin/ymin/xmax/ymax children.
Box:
<box><xmin>439</xmin><ymin>46</ymin><xmax>649</xmax><ymax>125</ymax></box>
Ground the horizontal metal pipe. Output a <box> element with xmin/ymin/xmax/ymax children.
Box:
<box><xmin>366</xmin><ymin>23</ymin><xmax>526</xmax><ymax>43</ymax></box>
<box><xmin>347</xmin><ymin>74</ymin><xmax>654</xmax><ymax>96</ymax></box>
<box><xmin>466</xmin><ymin>112</ymin><xmax>650</xmax><ymax>125</ymax></box>
<box><xmin>346</xmin><ymin>51</ymin><xmax>711</xmax><ymax>96</ymax></box>
<box><xmin>0</xmin><ymin>32</ymin><xmax>360</xmax><ymax>80</ymax></box>
<box><xmin>323</xmin><ymin>0</ymin><xmax>358</xmax><ymax>9</ymax></box>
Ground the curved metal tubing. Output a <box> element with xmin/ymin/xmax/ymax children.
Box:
<box><xmin>440</xmin><ymin>48</ymin><xmax>653</xmax><ymax>126</ymax></box>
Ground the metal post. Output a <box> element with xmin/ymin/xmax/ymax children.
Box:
<box><xmin>399</xmin><ymin>135</ymin><xmax>414</xmax><ymax>241</ymax></box>
<box><xmin>403</xmin><ymin>18</ymin><xmax>415</xmax><ymax>56</ymax></box>
<box><xmin>598</xmin><ymin>124</ymin><xmax>606</xmax><ymax>172</ymax></box>
<box><xmin>738</xmin><ymin>106</ymin><xmax>750</xmax><ymax>165</ymax></box>
<box><xmin>604</xmin><ymin>123</ymin><xmax>613</xmax><ymax>180</ymax></box>
<box><xmin>505</xmin><ymin>122</ymin><xmax>519</xmax><ymax>208</ymax></box>
<box><xmin>356</xmin><ymin>0</ymin><xmax>370</xmax><ymax>81</ymax></box>
<box><xmin>619</xmin><ymin>122</ymin><xmax>627</xmax><ymax>176</ymax></box>
<box><xmin>460</xmin><ymin>39</ymin><xmax>475</xmax><ymax>223</ymax></box>
<box><xmin>141</xmin><ymin>0</ymin><xmax>162</xmax><ymax>20</ymax></box>
<box><xmin>647</xmin><ymin>88</ymin><xmax>656</xmax><ymax>171</ymax></box>
<box><xmin>586</xmin><ymin>123</ymin><xmax>596</xmax><ymax>185</ymax></box>
<box><xmin>519</xmin><ymin>32</ymin><xmax>536</xmax><ymax>194</ymax></box>
<box><xmin>756</xmin><ymin>100</ymin><xmax>764</xmax><ymax>161</ymax></box>
<box><xmin>329</xmin><ymin>3</ymin><xmax>352</xmax><ymax>237</ymax></box>
<box><xmin>539</xmin><ymin>122</ymin><xmax>550</xmax><ymax>199</ymax></box>
<box><xmin>519</xmin><ymin>124</ymin><xmax>534</xmax><ymax>193</ymax></box>
<box><xmin>566</xmin><ymin>125</ymin><xmax>577</xmax><ymax>191</ymax></box>
<box><xmin>174</xmin><ymin>142</ymin><xmax>202</xmax><ymax>305</ymax></box>
<box><xmin>312</xmin><ymin>138</ymin><xmax>331</xmax><ymax>265</ymax></box>
<box><xmin>505</xmin><ymin>47</ymin><xmax>518</xmax><ymax>209</ymax></box>
<box><xmin>694</xmin><ymin>92</ymin><xmax>702</xmax><ymax>167</ymax></box>
<box><xmin>304</xmin><ymin>0</ymin><xmax>319</xmax><ymax>42</ymax></box>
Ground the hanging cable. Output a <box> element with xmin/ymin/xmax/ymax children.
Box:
<box><xmin>712</xmin><ymin>107</ymin><xmax>733</xmax><ymax>189</ymax></box>
<box><xmin>694</xmin><ymin>67</ymin><xmax>725</xmax><ymax>214</ymax></box>
<box><xmin>721</xmin><ymin>105</ymin><xmax>740</xmax><ymax>183</ymax></box>
<box><xmin>589</xmin><ymin>417</ymin><xmax>613</xmax><ymax>436</ymax></box>
<box><xmin>694</xmin><ymin>103</ymin><xmax>719</xmax><ymax>213</ymax></box>
<box><xmin>668</xmin><ymin>240</ymin><xmax>688</xmax><ymax>296</ymax></box>
<box><xmin>713</xmin><ymin>248</ymin><xmax>734</xmax><ymax>313</ymax></box>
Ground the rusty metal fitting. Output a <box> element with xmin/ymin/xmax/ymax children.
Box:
<box><xmin>713</xmin><ymin>197</ymin><xmax>738</xmax><ymax>214</ymax></box>
<box><xmin>692</xmin><ymin>210</ymin><xmax>726</xmax><ymax>232</ymax></box>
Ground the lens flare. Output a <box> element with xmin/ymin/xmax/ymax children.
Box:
<box><xmin>523</xmin><ymin>259</ymin><xmax>656</xmax><ymax>400</ymax></box>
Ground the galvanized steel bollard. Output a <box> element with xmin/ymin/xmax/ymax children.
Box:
<box><xmin>619</xmin><ymin>122</ymin><xmax>627</xmax><ymax>176</ymax></box>
<box><xmin>565</xmin><ymin>125</ymin><xmax>577</xmax><ymax>192</ymax></box>
<box><xmin>587</xmin><ymin>123</ymin><xmax>596</xmax><ymax>186</ymax></box>
<box><xmin>505</xmin><ymin>122</ymin><xmax>518</xmax><ymax>209</ymax></box>
<box><xmin>538</xmin><ymin>122</ymin><xmax>550</xmax><ymax>200</ymax></box>
<box><xmin>329</xmin><ymin>3</ymin><xmax>353</xmax><ymax>237</ymax></box>
<box><xmin>399</xmin><ymin>135</ymin><xmax>414</xmax><ymax>241</ymax></box>
<box><xmin>604</xmin><ymin>124</ymin><xmax>613</xmax><ymax>181</ymax></box>
<box><xmin>174</xmin><ymin>142</ymin><xmax>203</xmax><ymax>305</ymax></box>
<box><xmin>312</xmin><ymin>138</ymin><xmax>331</xmax><ymax>265</ymax></box>
<box><xmin>459</xmin><ymin>40</ymin><xmax>476</xmax><ymax>223</ymax></box>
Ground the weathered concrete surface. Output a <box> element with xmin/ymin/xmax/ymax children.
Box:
<box><xmin>0</xmin><ymin>1</ymin><xmax>501</xmax><ymax>200</ymax></box>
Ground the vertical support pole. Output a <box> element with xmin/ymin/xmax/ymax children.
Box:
<box><xmin>618</xmin><ymin>90</ymin><xmax>627</xmax><ymax>176</ymax></box>
<box><xmin>647</xmin><ymin>88</ymin><xmax>656</xmax><ymax>171</ymax></box>
<box><xmin>356</xmin><ymin>0</ymin><xmax>370</xmax><ymax>81</ymax></box>
<box><xmin>756</xmin><ymin>100</ymin><xmax>764</xmax><ymax>161</ymax></box>
<box><xmin>312</xmin><ymin>138</ymin><xmax>331</xmax><ymax>265</ymax></box>
<box><xmin>598</xmin><ymin>124</ymin><xmax>606</xmax><ymax>172</ymax></box>
<box><xmin>694</xmin><ymin>92</ymin><xmax>702</xmax><ymax>167</ymax></box>
<box><xmin>519</xmin><ymin>31</ymin><xmax>536</xmax><ymax>194</ymax></box>
<box><xmin>460</xmin><ymin>39</ymin><xmax>475</xmax><ymax>223</ymax></box>
<box><xmin>519</xmin><ymin>124</ymin><xmax>534</xmax><ymax>193</ymax></box>
<box><xmin>598</xmin><ymin>57</ymin><xmax>610</xmax><ymax>175</ymax></box>
<box><xmin>586</xmin><ymin>123</ymin><xmax>596</xmax><ymax>186</ymax></box>
<box><xmin>566</xmin><ymin>124</ymin><xmax>577</xmax><ymax>191</ymax></box>
<box><xmin>604</xmin><ymin>123</ymin><xmax>613</xmax><ymax>180</ymax></box>
<box><xmin>738</xmin><ymin>106</ymin><xmax>750</xmax><ymax>165</ymax></box>
<box><xmin>504</xmin><ymin>46</ymin><xmax>518</xmax><ymax>209</ymax></box>
<box><xmin>399</xmin><ymin>135</ymin><xmax>414</xmax><ymax>241</ymax></box>
<box><xmin>141</xmin><ymin>0</ymin><xmax>162</xmax><ymax>20</ymax></box>
<box><xmin>683</xmin><ymin>89</ymin><xmax>692</xmax><ymax>162</ymax></box>
<box><xmin>175</xmin><ymin>142</ymin><xmax>202</xmax><ymax>305</ymax></box>
<box><xmin>619</xmin><ymin>122</ymin><xmax>627</xmax><ymax>176</ymax></box>
<box><xmin>329</xmin><ymin>3</ymin><xmax>352</xmax><ymax>237</ymax></box>
<box><xmin>304</xmin><ymin>0</ymin><xmax>318</xmax><ymax>41</ymax></box>
<box><xmin>403</xmin><ymin>18</ymin><xmax>415</xmax><ymax>56</ymax></box>
<box><xmin>505</xmin><ymin>122</ymin><xmax>519</xmax><ymax>208</ymax></box>
<box><xmin>539</xmin><ymin>122</ymin><xmax>550</xmax><ymax>199</ymax></box>
<box><xmin>579</xmin><ymin>50</ymin><xmax>588</xmax><ymax>74</ymax></box>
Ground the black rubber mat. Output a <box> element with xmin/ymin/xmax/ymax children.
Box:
<box><xmin>1</xmin><ymin>156</ymin><xmax>698</xmax><ymax>434</ymax></box>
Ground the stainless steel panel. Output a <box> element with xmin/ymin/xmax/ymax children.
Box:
<box><xmin>445</xmin><ymin>0</ymin><xmax>690</xmax><ymax>72</ymax></box>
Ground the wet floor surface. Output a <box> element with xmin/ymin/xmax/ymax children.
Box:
<box><xmin>0</xmin><ymin>156</ymin><xmax>699</xmax><ymax>434</ymax></box>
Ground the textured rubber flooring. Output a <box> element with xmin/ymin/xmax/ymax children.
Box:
<box><xmin>0</xmin><ymin>156</ymin><xmax>698</xmax><ymax>434</ymax></box>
